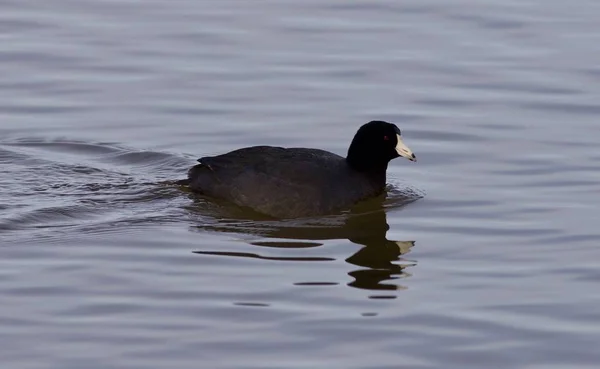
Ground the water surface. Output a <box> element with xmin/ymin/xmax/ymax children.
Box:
<box><xmin>1</xmin><ymin>1</ymin><xmax>600</xmax><ymax>368</ymax></box>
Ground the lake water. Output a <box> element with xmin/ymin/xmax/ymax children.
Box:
<box><xmin>1</xmin><ymin>1</ymin><xmax>600</xmax><ymax>368</ymax></box>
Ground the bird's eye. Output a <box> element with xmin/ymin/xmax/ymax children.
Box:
<box><xmin>383</xmin><ymin>135</ymin><xmax>389</xmax><ymax>141</ymax></box>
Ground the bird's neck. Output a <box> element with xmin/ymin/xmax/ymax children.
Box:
<box><xmin>345</xmin><ymin>157</ymin><xmax>388</xmax><ymax>187</ymax></box>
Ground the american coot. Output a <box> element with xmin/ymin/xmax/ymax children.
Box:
<box><xmin>182</xmin><ymin>120</ymin><xmax>416</xmax><ymax>218</ymax></box>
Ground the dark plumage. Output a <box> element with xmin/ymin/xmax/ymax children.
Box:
<box><xmin>182</xmin><ymin>120</ymin><xmax>416</xmax><ymax>218</ymax></box>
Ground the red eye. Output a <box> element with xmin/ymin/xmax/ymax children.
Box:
<box><xmin>383</xmin><ymin>135</ymin><xmax>389</xmax><ymax>141</ymax></box>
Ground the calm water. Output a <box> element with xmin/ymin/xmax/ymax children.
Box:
<box><xmin>1</xmin><ymin>1</ymin><xmax>600</xmax><ymax>368</ymax></box>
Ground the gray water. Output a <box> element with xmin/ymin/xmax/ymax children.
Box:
<box><xmin>1</xmin><ymin>1</ymin><xmax>600</xmax><ymax>368</ymax></box>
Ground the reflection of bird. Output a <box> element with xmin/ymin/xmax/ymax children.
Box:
<box><xmin>191</xmin><ymin>197</ymin><xmax>417</xmax><ymax>292</ymax></box>
<box><xmin>346</xmin><ymin>240</ymin><xmax>416</xmax><ymax>291</ymax></box>
<box><xmin>343</xmin><ymin>208</ymin><xmax>416</xmax><ymax>291</ymax></box>
<box><xmin>179</xmin><ymin>121</ymin><xmax>416</xmax><ymax>218</ymax></box>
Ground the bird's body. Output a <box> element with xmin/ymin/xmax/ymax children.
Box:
<box><xmin>181</xmin><ymin>121</ymin><xmax>416</xmax><ymax>218</ymax></box>
<box><xmin>187</xmin><ymin>146</ymin><xmax>386</xmax><ymax>218</ymax></box>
